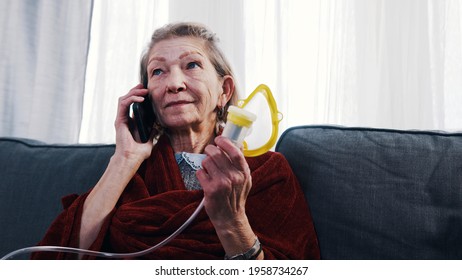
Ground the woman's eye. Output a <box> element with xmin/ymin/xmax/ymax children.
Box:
<box><xmin>186</xmin><ymin>62</ymin><xmax>200</xmax><ymax>69</ymax></box>
<box><xmin>152</xmin><ymin>69</ymin><xmax>163</xmax><ymax>76</ymax></box>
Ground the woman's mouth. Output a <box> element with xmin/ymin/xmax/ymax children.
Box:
<box><xmin>165</xmin><ymin>100</ymin><xmax>192</xmax><ymax>108</ymax></box>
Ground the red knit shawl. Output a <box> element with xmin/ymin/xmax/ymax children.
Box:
<box><xmin>32</xmin><ymin>135</ymin><xmax>319</xmax><ymax>259</ymax></box>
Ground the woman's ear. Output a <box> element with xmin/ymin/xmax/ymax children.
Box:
<box><xmin>220</xmin><ymin>75</ymin><xmax>235</xmax><ymax>106</ymax></box>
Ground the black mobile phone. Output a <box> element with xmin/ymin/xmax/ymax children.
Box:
<box><xmin>132</xmin><ymin>90</ymin><xmax>156</xmax><ymax>143</ymax></box>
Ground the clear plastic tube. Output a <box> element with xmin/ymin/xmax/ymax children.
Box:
<box><xmin>1</xmin><ymin>197</ymin><xmax>205</xmax><ymax>260</ymax></box>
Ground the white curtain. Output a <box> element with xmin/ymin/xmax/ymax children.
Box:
<box><xmin>3</xmin><ymin>1</ymin><xmax>460</xmax><ymax>144</ymax></box>
<box><xmin>80</xmin><ymin>0</ymin><xmax>462</xmax><ymax>144</ymax></box>
<box><xmin>0</xmin><ymin>0</ymin><xmax>93</xmax><ymax>143</ymax></box>
<box><xmin>277</xmin><ymin>0</ymin><xmax>462</xmax><ymax>131</ymax></box>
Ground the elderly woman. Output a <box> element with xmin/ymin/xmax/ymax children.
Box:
<box><xmin>32</xmin><ymin>22</ymin><xmax>319</xmax><ymax>260</ymax></box>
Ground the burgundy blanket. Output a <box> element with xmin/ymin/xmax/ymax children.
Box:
<box><xmin>32</xmin><ymin>136</ymin><xmax>320</xmax><ymax>259</ymax></box>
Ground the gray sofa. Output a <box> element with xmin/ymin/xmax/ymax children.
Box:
<box><xmin>1</xmin><ymin>125</ymin><xmax>462</xmax><ymax>259</ymax></box>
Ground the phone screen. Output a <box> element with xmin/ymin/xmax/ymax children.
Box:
<box><xmin>132</xmin><ymin>95</ymin><xmax>155</xmax><ymax>143</ymax></box>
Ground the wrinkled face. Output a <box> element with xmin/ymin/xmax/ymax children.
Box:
<box><xmin>146</xmin><ymin>36</ymin><xmax>228</xmax><ymax>132</ymax></box>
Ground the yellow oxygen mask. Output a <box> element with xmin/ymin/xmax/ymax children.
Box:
<box><xmin>222</xmin><ymin>84</ymin><xmax>282</xmax><ymax>157</ymax></box>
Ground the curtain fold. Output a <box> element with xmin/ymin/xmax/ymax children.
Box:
<box><xmin>0</xmin><ymin>0</ymin><xmax>93</xmax><ymax>143</ymax></box>
<box><xmin>282</xmin><ymin>0</ymin><xmax>462</xmax><ymax>132</ymax></box>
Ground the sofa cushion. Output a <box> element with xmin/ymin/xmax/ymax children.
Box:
<box><xmin>0</xmin><ymin>137</ymin><xmax>115</xmax><ymax>259</ymax></box>
<box><xmin>276</xmin><ymin>125</ymin><xmax>462</xmax><ymax>259</ymax></box>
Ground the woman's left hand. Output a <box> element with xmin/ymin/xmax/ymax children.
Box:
<box><xmin>197</xmin><ymin>136</ymin><xmax>260</xmax><ymax>257</ymax></box>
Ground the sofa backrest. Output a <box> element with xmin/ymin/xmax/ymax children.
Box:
<box><xmin>276</xmin><ymin>125</ymin><xmax>462</xmax><ymax>259</ymax></box>
<box><xmin>0</xmin><ymin>137</ymin><xmax>115</xmax><ymax>259</ymax></box>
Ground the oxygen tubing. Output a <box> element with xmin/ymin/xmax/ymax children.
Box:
<box><xmin>1</xmin><ymin>197</ymin><xmax>205</xmax><ymax>260</ymax></box>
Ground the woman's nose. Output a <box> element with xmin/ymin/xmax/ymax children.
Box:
<box><xmin>167</xmin><ymin>68</ymin><xmax>186</xmax><ymax>93</ymax></box>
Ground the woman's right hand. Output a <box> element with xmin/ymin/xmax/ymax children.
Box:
<box><xmin>114</xmin><ymin>84</ymin><xmax>154</xmax><ymax>164</ymax></box>
<box><xmin>80</xmin><ymin>84</ymin><xmax>155</xmax><ymax>251</ymax></box>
